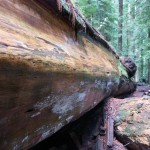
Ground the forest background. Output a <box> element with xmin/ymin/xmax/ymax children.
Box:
<box><xmin>71</xmin><ymin>0</ymin><xmax>150</xmax><ymax>83</ymax></box>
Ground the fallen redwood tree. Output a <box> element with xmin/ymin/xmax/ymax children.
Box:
<box><xmin>0</xmin><ymin>0</ymin><xmax>136</xmax><ymax>149</ymax></box>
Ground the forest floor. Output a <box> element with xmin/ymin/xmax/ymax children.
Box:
<box><xmin>132</xmin><ymin>84</ymin><xmax>150</xmax><ymax>97</ymax></box>
<box><xmin>110</xmin><ymin>84</ymin><xmax>150</xmax><ymax>150</ymax></box>
<box><xmin>31</xmin><ymin>84</ymin><xmax>150</xmax><ymax>150</ymax></box>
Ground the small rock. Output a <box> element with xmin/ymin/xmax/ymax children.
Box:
<box><xmin>144</xmin><ymin>92</ymin><xmax>148</xmax><ymax>95</ymax></box>
<box><xmin>127</xmin><ymin>120</ymin><xmax>134</xmax><ymax>124</ymax></box>
<box><xmin>130</xmin><ymin>112</ymin><xmax>134</xmax><ymax>116</ymax></box>
<box><xmin>136</xmin><ymin>103</ymin><xmax>144</xmax><ymax>109</ymax></box>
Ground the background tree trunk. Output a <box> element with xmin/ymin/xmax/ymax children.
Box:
<box><xmin>118</xmin><ymin>0</ymin><xmax>123</xmax><ymax>52</ymax></box>
<box><xmin>148</xmin><ymin>29</ymin><xmax>150</xmax><ymax>83</ymax></box>
<box><xmin>148</xmin><ymin>59</ymin><xmax>150</xmax><ymax>84</ymax></box>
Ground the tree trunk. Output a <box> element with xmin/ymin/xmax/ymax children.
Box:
<box><xmin>118</xmin><ymin>0</ymin><xmax>123</xmax><ymax>52</ymax></box>
<box><xmin>148</xmin><ymin>29</ymin><xmax>150</xmax><ymax>83</ymax></box>
<box><xmin>135</xmin><ymin>64</ymin><xmax>140</xmax><ymax>82</ymax></box>
<box><xmin>126</xmin><ymin>2</ymin><xmax>131</xmax><ymax>56</ymax></box>
<box><xmin>148</xmin><ymin>59</ymin><xmax>150</xmax><ymax>84</ymax></box>
<box><xmin>75</xmin><ymin>0</ymin><xmax>79</xmax><ymax>7</ymax></box>
<box><xmin>140</xmin><ymin>51</ymin><xmax>144</xmax><ymax>80</ymax></box>
<box><xmin>0</xmin><ymin>0</ymin><xmax>136</xmax><ymax>149</ymax></box>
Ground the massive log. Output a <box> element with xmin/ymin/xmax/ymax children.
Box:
<box><xmin>0</xmin><ymin>0</ymin><xmax>135</xmax><ymax>149</ymax></box>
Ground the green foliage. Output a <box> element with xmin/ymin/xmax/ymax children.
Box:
<box><xmin>75</xmin><ymin>0</ymin><xmax>118</xmax><ymax>42</ymax></box>
<box><xmin>118</xmin><ymin>61</ymin><xmax>128</xmax><ymax>77</ymax></box>
<box><xmin>74</xmin><ymin>0</ymin><xmax>150</xmax><ymax>82</ymax></box>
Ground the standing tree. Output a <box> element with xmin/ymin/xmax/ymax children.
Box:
<box><xmin>118</xmin><ymin>0</ymin><xmax>123</xmax><ymax>52</ymax></box>
<box><xmin>73</xmin><ymin>0</ymin><xmax>150</xmax><ymax>82</ymax></box>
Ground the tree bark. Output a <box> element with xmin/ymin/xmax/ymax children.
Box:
<box><xmin>148</xmin><ymin>59</ymin><xmax>150</xmax><ymax>84</ymax></box>
<box><xmin>118</xmin><ymin>0</ymin><xmax>123</xmax><ymax>52</ymax></box>
<box><xmin>140</xmin><ymin>51</ymin><xmax>144</xmax><ymax>80</ymax></box>
<box><xmin>148</xmin><ymin>29</ymin><xmax>150</xmax><ymax>83</ymax></box>
<box><xmin>0</xmin><ymin>0</ymin><xmax>136</xmax><ymax>149</ymax></box>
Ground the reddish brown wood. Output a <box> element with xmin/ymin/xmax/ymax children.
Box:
<box><xmin>0</xmin><ymin>0</ymin><xmax>136</xmax><ymax>149</ymax></box>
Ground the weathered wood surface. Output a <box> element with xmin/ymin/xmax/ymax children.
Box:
<box><xmin>0</xmin><ymin>0</ymin><xmax>135</xmax><ymax>149</ymax></box>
